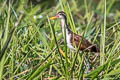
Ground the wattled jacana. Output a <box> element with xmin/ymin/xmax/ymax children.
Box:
<box><xmin>50</xmin><ymin>11</ymin><xmax>100</xmax><ymax>53</ymax></box>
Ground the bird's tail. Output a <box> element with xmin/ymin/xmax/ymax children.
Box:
<box><xmin>91</xmin><ymin>45</ymin><xmax>100</xmax><ymax>53</ymax></box>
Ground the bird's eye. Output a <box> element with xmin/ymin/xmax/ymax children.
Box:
<box><xmin>59</xmin><ymin>13</ymin><xmax>62</xmax><ymax>15</ymax></box>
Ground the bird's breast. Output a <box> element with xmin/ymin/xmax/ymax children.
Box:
<box><xmin>66</xmin><ymin>30</ymin><xmax>75</xmax><ymax>50</ymax></box>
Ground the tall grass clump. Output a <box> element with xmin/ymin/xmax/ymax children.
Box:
<box><xmin>0</xmin><ymin>0</ymin><xmax>120</xmax><ymax>79</ymax></box>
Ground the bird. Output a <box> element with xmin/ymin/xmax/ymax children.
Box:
<box><xmin>50</xmin><ymin>11</ymin><xmax>100</xmax><ymax>53</ymax></box>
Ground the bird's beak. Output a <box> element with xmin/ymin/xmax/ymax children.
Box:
<box><xmin>50</xmin><ymin>15</ymin><xmax>59</xmax><ymax>20</ymax></box>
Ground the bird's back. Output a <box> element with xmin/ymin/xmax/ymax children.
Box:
<box><xmin>70</xmin><ymin>33</ymin><xmax>100</xmax><ymax>52</ymax></box>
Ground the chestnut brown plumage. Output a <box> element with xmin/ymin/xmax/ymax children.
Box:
<box><xmin>50</xmin><ymin>11</ymin><xmax>100</xmax><ymax>53</ymax></box>
<box><xmin>71</xmin><ymin>32</ymin><xmax>100</xmax><ymax>52</ymax></box>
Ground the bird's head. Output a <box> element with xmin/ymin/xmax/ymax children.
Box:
<box><xmin>50</xmin><ymin>11</ymin><xmax>66</xmax><ymax>20</ymax></box>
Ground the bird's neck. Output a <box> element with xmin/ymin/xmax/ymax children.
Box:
<box><xmin>61</xmin><ymin>19</ymin><xmax>66</xmax><ymax>35</ymax></box>
<box><xmin>61</xmin><ymin>18</ymin><xmax>70</xmax><ymax>37</ymax></box>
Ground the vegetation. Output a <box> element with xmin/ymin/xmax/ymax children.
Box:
<box><xmin>0</xmin><ymin>0</ymin><xmax>120</xmax><ymax>79</ymax></box>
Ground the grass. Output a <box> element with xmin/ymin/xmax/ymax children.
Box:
<box><xmin>0</xmin><ymin>0</ymin><xmax>120</xmax><ymax>79</ymax></box>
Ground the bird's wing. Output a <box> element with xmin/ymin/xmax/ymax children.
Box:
<box><xmin>71</xmin><ymin>33</ymin><xmax>93</xmax><ymax>51</ymax></box>
<box><xmin>72</xmin><ymin>33</ymin><xmax>99</xmax><ymax>52</ymax></box>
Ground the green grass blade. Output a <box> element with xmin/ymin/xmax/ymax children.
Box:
<box><xmin>0</xmin><ymin>55</ymin><xmax>5</xmax><ymax>80</ymax></box>
<box><xmin>28</xmin><ymin>58</ymin><xmax>53</xmax><ymax>80</ymax></box>
<box><xmin>47</xmin><ymin>16</ymin><xmax>66</xmax><ymax>76</ymax></box>
<box><xmin>100</xmin><ymin>0</ymin><xmax>106</xmax><ymax>65</ymax></box>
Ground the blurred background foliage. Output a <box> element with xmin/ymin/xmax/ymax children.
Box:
<box><xmin>0</xmin><ymin>0</ymin><xmax>120</xmax><ymax>79</ymax></box>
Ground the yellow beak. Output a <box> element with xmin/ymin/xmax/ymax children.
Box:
<box><xmin>50</xmin><ymin>16</ymin><xmax>58</xmax><ymax>20</ymax></box>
